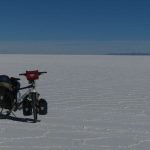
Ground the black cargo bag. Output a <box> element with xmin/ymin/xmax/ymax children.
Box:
<box><xmin>0</xmin><ymin>75</ymin><xmax>14</xmax><ymax>109</ymax></box>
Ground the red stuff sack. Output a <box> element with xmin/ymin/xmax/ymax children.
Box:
<box><xmin>26</xmin><ymin>70</ymin><xmax>39</xmax><ymax>81</ymax></box>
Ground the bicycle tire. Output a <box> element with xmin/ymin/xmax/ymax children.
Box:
<box><xmin>31</xmin><ymin>92</ymin><xmax>38</xmax><ymax>123</ymax></box>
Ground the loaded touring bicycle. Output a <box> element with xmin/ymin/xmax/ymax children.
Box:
<box><xmin>0</xmin><ymin>70</ymin><xmax>48</xmax><ymax>123</ymax></box>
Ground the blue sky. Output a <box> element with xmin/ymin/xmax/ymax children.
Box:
<box><xmin>0</xmin><ymin>0</ymin><xmax>150</xmax><ymax>54</ymax></box>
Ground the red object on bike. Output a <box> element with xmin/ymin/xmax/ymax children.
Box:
<box><xmin>26</xmin><ymin>70</ymin><xmax>39</xmax><ymax>81</ymax></box>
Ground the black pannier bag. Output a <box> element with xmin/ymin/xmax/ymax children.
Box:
<box><xmin>0</xmin><ymin>75</ymin><xmax>14</xmax><ymax>109</ymax></box>
<box><xmin>10</xmin><ymin>77</ymin><xmax>20</xmax><ymax>99</ymax></box>
<box><xmin>10</xmin><ymin>77</ymin><xmax>20</xmax><ymax>91</ymax></box>
<box><xmin>0</xmin><ymin>75</ymin><xmax>12</xmax><ymax>90</ymax></box>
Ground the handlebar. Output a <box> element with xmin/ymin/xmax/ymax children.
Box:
<box><xmin>19</xmin><ymin>70</ymin><xmax>47</xmax><ymax>81</ymax></box>
<box><xmin>19</xmin><ymin>71</ymin><xmax>47</xmax><ymax>76</ymax></box>
<box><xmin>19</xmin><ymin>73</ymin><xmax>26</xmax><ymax>76</ymax></box>
<box><xmin>39</xmin><ymin>71</ymin><xmax>47</xmax><ymax>75</ymax></box>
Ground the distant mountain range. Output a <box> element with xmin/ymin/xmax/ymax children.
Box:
<box><xmin>0</xmin><ymin>50</ymin><xmax>150</xmax><ymax>56</ymax></box>
<box><xmin>107</xmin><ymin>52</ymin><xmax>150</xmax><ymax>55</ymax></box>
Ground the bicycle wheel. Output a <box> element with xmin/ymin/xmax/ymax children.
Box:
<box><xmin>31</xmin><ymin>92</ymin><xmax>38</xmax><ymax>123</ymax></box>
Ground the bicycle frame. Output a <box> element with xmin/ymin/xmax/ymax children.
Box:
<box><xmin>18</xmin><ymin>81</ymin><xmax>39</xmax><ymax>104</ymax></box>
